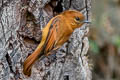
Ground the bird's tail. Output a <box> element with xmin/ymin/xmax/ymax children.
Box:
<box><xmin>23</xmin><ymin>43</ymin><xmax>44</xmax><ymax>77</ymax></box>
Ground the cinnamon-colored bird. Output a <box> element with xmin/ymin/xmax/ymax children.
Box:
<box><xmin>23</xmin><ymin>10</ymin><xmax>89</xmax><ymax>76</ymax></box>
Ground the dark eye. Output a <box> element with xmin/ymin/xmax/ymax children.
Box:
<box><xmin>75</xmin><ymin>17</ymin><xmax>80</xmax><ymax>21</ymax></box>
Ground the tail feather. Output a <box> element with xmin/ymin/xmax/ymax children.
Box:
<box><xmin>23</xmin><ymin>53</ymin><xmax>38</xmax><ymax>76</ymax></box>
<box><xmin>23</xmin><ymin>44</ymin><xmax>44</xmax><ymax>76</ymax></box>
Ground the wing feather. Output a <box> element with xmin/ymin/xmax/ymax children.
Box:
<box><xmin>43</xmin><ymin>17</ymin><xmax>60</xmax><ymax>54</ymax></box>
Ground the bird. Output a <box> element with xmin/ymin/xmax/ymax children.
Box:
<box><xmin>23</xmin><ymin>10</ymin><xmax>89</xmax><ymax>77</ymax></box>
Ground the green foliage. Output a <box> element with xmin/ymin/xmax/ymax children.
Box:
<box><xmin>89</xmin><ymin>40</ymin><xmax>100</xmax><ymax>54</ymax></box>
<box><xmin>112</xmin><ymin>35</ymin><xmax>120</xmax><ymax>48</ymax></box>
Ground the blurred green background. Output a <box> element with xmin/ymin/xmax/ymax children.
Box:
<box><xmin>90</xmin><ymin>0</ymin><xmax>120</xmax><ymax>80</ymax></box>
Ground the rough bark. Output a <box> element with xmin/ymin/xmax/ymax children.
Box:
<box><xmin>0</xmin><ymin>0</ymin><xmax>91</xmax><ymax>80</ymax></box>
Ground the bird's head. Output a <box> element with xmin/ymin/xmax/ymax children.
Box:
<box><xmin>62</xmin><ymin>10</ymin><xmax>89</xmax><ymax>30</ymax></box>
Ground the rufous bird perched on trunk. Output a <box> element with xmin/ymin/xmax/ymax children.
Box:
<box><xmin>23</xmin><ymin>10</ymin><xmax>89</xmax><ymax>77</ymax></box>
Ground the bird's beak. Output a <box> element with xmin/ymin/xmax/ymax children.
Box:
<box><xmin>83</xmin><ymin>20</ymin><xmax>91</xmax><ymax>24</ymax></box>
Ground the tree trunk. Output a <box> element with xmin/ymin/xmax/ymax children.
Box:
<box><xmin>0</xmin><ymin>0</ymin><xmax>91</xmax><ymax>80</ymax></box>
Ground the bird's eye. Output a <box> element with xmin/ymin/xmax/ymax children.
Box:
<box><xmin>75</xmin><ymin>17</ymin><xmax>80</xmax><ymax>21</ymax></box>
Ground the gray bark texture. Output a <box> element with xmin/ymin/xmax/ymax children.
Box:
<box><xmin>0</xmin><ymin>0</ymin><xmax>91</xmax><ymax>80</ymax></box>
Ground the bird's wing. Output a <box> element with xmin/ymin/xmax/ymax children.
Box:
<box><xmin>43</xmin><ymin>17</ymin><xmax>60</xmax><ymax>55</ymax></box>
